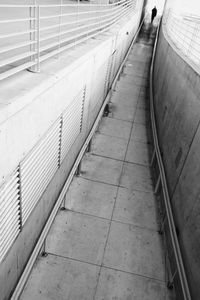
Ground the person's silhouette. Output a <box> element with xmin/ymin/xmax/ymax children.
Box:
<box><xmin>151</xmin><ymin>6</ymin><xmax>157</xmax><ymax>23</ymax></box>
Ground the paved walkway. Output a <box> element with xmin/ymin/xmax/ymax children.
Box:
<box><xmin>19</xmin><ymin>24</ymin><xmax>175</xmax><ymax>300</ymax></box>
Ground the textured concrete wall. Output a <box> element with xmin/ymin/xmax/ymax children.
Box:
<box><xmin>0</xmin><ymin>11</ymin><xmax>142</xmax><ymax>300</ymax></box>
<box><xmin>153</xmin><ymin>25</ymin><xmax>200</xmax><ymax>299</ymax></box>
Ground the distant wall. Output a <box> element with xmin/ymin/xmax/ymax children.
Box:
<box><xmin>0</xmin><ymin>9</ymin><xmax>143</xmax><ymax>300</ymax></box>
<box><xmin>153</xmin><ymin>23</ymin><xmax>200</xmax><ymax>300</ymax></box>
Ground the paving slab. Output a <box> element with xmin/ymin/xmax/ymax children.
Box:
<box><xmin>114</xmin><ymin>82</ymin><xmax>141</xmax><ymax>96</ymax></box>
<box><xmin>98</xmin><ymin>117</ymin><xmax>132</xmax><ymax>140</ymax></box>
<box><xmin>113</xmin><ymin>187</ymin><xmax>159</xmax><ymax>230</ymax></box>
<box><xmin>124</xmin><ymin>62</ymin><xmax>148</xmax><ymax>71</ymax></box>
<box><xmin>134</xmin><ymin>107</ymin><xmax>150</xmax><ymax>125</ymax></box>
<box><xmin>130</xmin><ymin>122</ymin><xmax>151</xmax><ymax>143</ymax></box>
<box><xmin>65</xmin><ymin>177</ymin><xmax>117</xmax><ymax>219</ymax></box>
<box><xmin>119</xmin><ymin>74</ymin><xmax>147</xmax><ymax>86</ymax></box>
<box><xmin>95</xmin><ymin>267</ymin><xmax>166</xmax><ymax>300</ymax></box>
<box><xmin>137</xmin><ymin>95</ymin><xmax>150</xmax><ymax>110</ymax></box>
<box><xmin>125</xmin><ymin>139</ymin><xmax>151</xmax><ymax>166</ymax></box>
<box><xmin>81</xmin><ymin>154</ymin><xmax>123</xmax><ymax>185</ymax></box>
<box><xmin>46</xmin><ymin>211</ymin><xmax>110</xmax><ymax>265</ymax></box>
<box><xmin>91</xmin><ymin>133</ymin><xmax>128</xmax><ymax>160</ymax></box>
<box><xmin>103</xmin><ymin>221</ymin><xmax>165</xmax><ymax>281</ymax></box>
<box><xmin>110</xmin><ymin>101</ymin><xmax>137</xmax><ymax>121</ymax></box>
<box><xmin>20</xmin><ymin>255</ymin><xmax>100</xmax><ymax>300</ymax></box>
<box><xmin>111</xmin><ymin>90</ymin><xmax>139</xmax><ymax>107</ymax></box>
<box><xmin>120</xmin><ymin>162</ymin><xmax>154</xmax><ymax>192</ymax></box>
<box><xmin>116</xmin><ymin>77</ymin><xmax>143</xmax><ymax>88</ymax></box>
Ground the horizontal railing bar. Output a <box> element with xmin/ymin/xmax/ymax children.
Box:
<box><xmin>40</xmin><ymin>5</ymin><xmax>130</xmax><ymax>45</ymax></box>
<box><xmin>40</xmin><ymin>5</ymin><xmax>126</xmax><ymax>32</ymax></box>
<box><xmin>0</xmin><ymin>5</ymin><xmax>36</xmax><ymax>8</ymax></box>
<box><xmin>39</xmin><ymin>0</ymin><xmax>127</xmax><ymax>8</ymax></box>
<box><xmin>0</xmin><ymin>2</ymin><xmax>120</xmax><ymax>8</ymax></box>
<box><xmin>0</xmin><ymin>51</ymin><xmax>36</xmax><ymax>68</ymax></box>
<box><xmin>0</xmin><ymin>17</ymin><xmax>35</xmax><ymax>24</ymax></box>
<box><xmin>39</xmin><ymin>0</ymin><xmax>128</xmax><ymax>19</ymax></box>
<box><xmin>0</xmin><ymin>61</ymin><xmax>36</xmax><ymax>81</ymax></box>
<box><xmin>0</xmin><ymin>0</ymin><xmax>131</xmax><ymax>9</ymax></box>
<box><xmin>163</xmin><ymin>9</ymin><xmax>200</xmax><ymax>73</ymax></box>
<box><xmin>39</xmin><ymin>10</ymin><xmax>131</xmax><ymax>63</ymax></box>
<box><xmin>40</xmin><ymin>9</ymin><xmax>108</xmax><ymax>20</ymax></box>
<box><xmin>0</xmin><ymin>41</ymin><xmax>36</xmax><ymax>55</ymax></box>
<box><xmin>39</xmin><ymin>8</ymin><xmax>130</xmax><ymax>55</ymax></box>
<box><xmin>39</xmin><ymin>8</ymin><xmax>124</xmax><ymax>43</ymax></box>
<box><xmin>0</xmin><ymin>29</ymin><xmax>36</xmax><ymax>39</ymax></box>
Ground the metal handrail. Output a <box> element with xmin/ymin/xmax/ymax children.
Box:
<box><xmin>163</xmin><ymin>9</ymin><xmax>200</xmax><ymax>71</ymax></box>
<box><xmin>0</xmin><ymin>0</ymin><xmax>137</xmax><ymax>81</ymax></box>
<box><xmin>150</xmin><ymin>19</ymin><xmax>191</xmax><ymax>300</ymax></box>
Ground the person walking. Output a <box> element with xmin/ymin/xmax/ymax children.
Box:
<box><xmin>151</xmin><ymin>6</ymin><xmax>157</xmax><ymax>23</ymax></box>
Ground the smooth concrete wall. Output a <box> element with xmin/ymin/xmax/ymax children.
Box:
<box><xmin>153</xmin><ymin>24</ymin><xmax>200</xmax><ymax>299</ymax></box>
<box><xmin>0</xmin><ymin>9</ymin><xmax>143</xmax><ymax>300</ymax></box>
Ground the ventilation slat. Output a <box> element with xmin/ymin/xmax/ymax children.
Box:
<box><xmin>21</xmin><ymin>160</ymin><xmax>58</xmax><ymax>223</ymax></box>
<box><xmin>0</xmin><ymin>174</ymin><xmax>19</xmax><ymax>195</ymax></box>
<box><xmin>21</xmin><ymin>118</ymin><xmax>61</xmax><ymax>225</ymax></box>
<box><xmin>60</xmin><ymin>87</ymin><xmax>85</xmax><ymax>162</ymax></box>
<box><xmin>21</xmin><ymin>122</ymin><xmax>60</xmax><ymax>169</ymax></box>
<box><xmin>22</xmin><ymin>166</ymin><xmax>58</xmax><ymax>223</ymax></box>
<box><xmin>0</xmin><ymin>227</ymin><xmax>20</xmax><ymax>259</ymax></box>
<box><xmin>0</xmin><ymin>169</ymin><xmax>20</xmax><ymax>263</ymax></box>
<box><xmin>0</xmin><ymin>186</ymin><xmax>19</xmax><ymax>211</ymax></box>
<box><xmin>21</xmin><ymin>158</ymin><xmax>58</xmax><ymax>201</ymax></box>
<box><xmin>90</xmin><ymin>60</ymin><xmax>108</xmax><ymax>112</ymax></box>
<box><xmin>0</xmin><ymin>202</ymin><xmax>20</xmax><ymax>224</ymax></box>
<box><xmin>21</xmin><ymin>143</ymin><xmax>59</xmax><ymax>181</ymax></box>
<box><xmin>0</xmin><ymin>215</ymin><xmax>20</xmax><ymax>237</ymax></box>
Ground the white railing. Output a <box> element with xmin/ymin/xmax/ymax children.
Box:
<box><xmin>0</xmin><ymin>0</ymin><xmax>137</xmax><ymax>81</ymax></box>
<box><xmin>163</xmin><ymin>9</ymin><xmax>200</xmax><ymax>71</ymax></box>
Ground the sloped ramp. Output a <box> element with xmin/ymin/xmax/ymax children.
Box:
<box><xmin>19</xmin><ymin>23</ymin><xmax>175</xmax><ymax>300</ymax></box>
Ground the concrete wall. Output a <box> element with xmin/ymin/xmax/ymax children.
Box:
<box><xmin>153</xmin><ymin>24</ymin><xmax>200</xmax><ymax>299</ymax></box>
<box><xmin>0</xmin><ymin>9</ymin><xmax>143</xmax><ymax>300</ymax></box>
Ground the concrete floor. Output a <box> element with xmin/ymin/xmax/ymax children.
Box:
<box><xmin>19</xmin><ymin>24</ymin><xmax>176</xmax><ymax>300</ymax></box>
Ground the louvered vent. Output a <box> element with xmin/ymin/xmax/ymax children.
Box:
<box><xmin>0</xmin><ymin>169</ymin><xmax>21</xmax><ymax>262</ymax></box>
<box><xmin>21</xmin><ymin>119</ymin><xmax>61</xmax><ymax>225</ymax></box>
<box><xmin>60</xmin><ymin>87</ymin><xmax>85</xmax><ymax>162</ymax></box>
<box><xmin>90</xmin><ymin>60</ymin><xmax>109</xmax><ymax>122</ymax></box>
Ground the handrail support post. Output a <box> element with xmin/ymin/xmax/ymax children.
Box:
<box><xmin>76</xmin><ymin>161</ymin><xmax>82</xmax><ymax>176</ymax></box>
<box><xmin>41</xmin><ymin>239</ymin><xmax>48</xmax><ymax>257</ymax></box>
<box><xmin>150</xmin><ymin>148</ymin><xmax>156</xmax><ymax>166</ymax></box>
<box><xmin>154</xmin><ymin>173</ymin><xmax>161</xmax><ymax>194</ymax></box>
